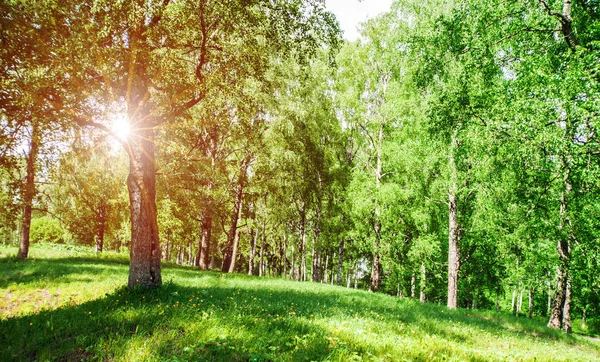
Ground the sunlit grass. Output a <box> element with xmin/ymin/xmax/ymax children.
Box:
<box><xmin>1</xmin><ymin>244</ymin><xmax>598</xmax><ymax>361</ymax></box>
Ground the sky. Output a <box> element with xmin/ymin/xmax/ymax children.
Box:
<box><xmin>325</xmin><ymin>0</ymin><xmax>394</xmax><ymax>41</ymax></box>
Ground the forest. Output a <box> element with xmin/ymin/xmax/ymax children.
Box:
<box><xmin>1</xmin><ymin>0</ymin><xmax>599</xmax><ymax>346</ymax></box>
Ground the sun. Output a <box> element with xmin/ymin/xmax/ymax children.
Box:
<box><xmin>111</xmin><ymin>113</ymin><xmax>130</xmax><ymax>141</ymax></box>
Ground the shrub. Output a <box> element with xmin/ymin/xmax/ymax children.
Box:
<box><xmin>30</xmin><ymin>217</ymin><xmax>64</xmax><ymax>244</ymax></box>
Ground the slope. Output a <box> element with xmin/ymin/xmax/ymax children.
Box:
<box><xmin>1</xmin><ymin>244</ymin><xmax>598</xmax><ymax>361</ymax></box>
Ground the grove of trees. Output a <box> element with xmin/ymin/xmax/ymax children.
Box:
<box><xmin>1</xmin><ymin>0</ymin><xmax>598</xmax><ymax>333</ymax></box>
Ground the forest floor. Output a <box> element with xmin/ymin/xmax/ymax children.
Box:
<box><xmin>1</xmin><ymin>244</ymin><xmax>599</xmax><ymax>361</ymax></box>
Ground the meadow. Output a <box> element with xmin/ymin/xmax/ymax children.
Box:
<box><xmin>1</xmin><ymin>244</ymin><xmax>599</xmax><ymax>361</ymax></box>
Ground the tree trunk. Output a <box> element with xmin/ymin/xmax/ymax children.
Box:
<box><xmin>95</xmin><ymin>202</ymin><xmax>106</xmax><ymax>253</ymax></box>
<box><xmin>311</xmin><ymin>247</ymin><xmax>323</xmax><ymax>283</ymax></box>
<box><xmin>311</xmin><ymin>245</ymin><xmax>317</xmax><ymax>282</ymax></box>
<box><xmin>17</xmin><ymin>125</ymin><xmax>39</xmax><ymax>260</ymax></box>
<box><xmin>127</xmin><ymin>113</ymin><xmax>161</xmax><ymax>288</ymax></box>
<box><xmin>164</xmin><ymin>236</ymin><xmax>169</xmax><ymax>261</ymax></box>
<box><xmin>370</xmin><ymin>122</ymin><xmax>384</xmax><ymax>293</ymax></box>
<box><xmin>248</xmin><ymin>227</ymin><xmax>257</xmax><ymax>275</ymax></box>
<box><xmin>278</xmin><ymin>237</ymin><xmax>284</xmax><ymax>276</ymax></box>
<box><xmin>196</xmin><ymin>209</ymin><xmax>213</xmax><ymax>270</ymax></box>
<box><xmin>370</xmin><ymin>250</ymin><xmax>381</xmax><ymax>292</ymax></box>
<box><xmin>283</xmin><ymin>232</ymin><xmax>288</xmax><ymax>279</ymax></box>
<box><xmin>209</xmin><ymin>235</ymin><xmax>217</xmax><ymax>269</ymax></box>
<box><xmin>337</xmin><ymin>240</ymin><xmax>344</xmax><ymax>285</ymax></box>
<box><xmin>300</xmin><ymin>210</ymin><xmax>307</xmax><ymax>282</ymax></box>
<box><xmin>411</xmin><ymin>273</ymin><xmax>416</xmax><ymax>298</ymax></box>
<box><xmin>331</xmin><ymin>261</ymin><xmax>335</xmax><ymax>285</ymax></box>
<box><xmin>548</xmin><ymin>177</ymin><xmax>572</xmax><ymax>330</ymax></box>
<box><xmin>563</xmin><ymin>275</ymin><xmax>572</xmax><ymax>333</ymax></box>
<box><xmin>548</xmin><ymin>264</ymin><xmax>567</xmax><ymax>329</ymax></box>
<box><xmin>259</xmin><ymin>217</ymin><xmax>266</xmax><ymax>277</ymax></box>
<box><xmin>496</xmin><ymin>292</ymin><xmax>500</xmax><ymax>312</ymax></box>
<box><xmin>222</xmin><ymin>157</ymin><xmax>248</xmax><ymax>272</ymax></box>
<box><xmin>517</xmin><ymin>289</ymin><xmax>523</xmax><ymax>316</ymax></box>
<box><xmin>323</xmin><ymin>254</ymin><xmax>329</xmax><ymax>284</ymax></box>
<box><xmin>368</xmin><ymin>71</ymin><xmax>389</xmax><ymax>292</ymax></box>
<box><xmin>528</xmin><ymin>289</ymin><xmax>534</xmax><ymax>319</ymax></box>
<box><xmin>560</xmin><ymin>0</ymin><xmax>578</xmax><ymax>51</ymax></box>
<box><xmin>420</xmin><ymin>262</ymin><xmax>427</xmax><ymax>302</ymax></box>
<box><xmin>228</xmin><ymin>203</ymin><xmax>243</xmax><ymax>273</ymax></box>
<box><xmin>447</xmin><ymin>134</ymin><xmax>460</xmax><ymax>309</ymax></box>
<box><xmin>511</xmin><ymin>286</ymin><xmax>517</xmax><ymax>314</ymax></box>
<box><xmin>547</xmin><ymin>278</ymin><xmax>552</xmax><ymax>316</ymax></box>
<box><xmin>289</xmin><ymin>244</ymin><xmax>295</xmax><ymax>280</ymax></box>
<box><xmin>125</xmin><ymin>46</ymin><xmax>162</xmax><ymax>287</ymax></box>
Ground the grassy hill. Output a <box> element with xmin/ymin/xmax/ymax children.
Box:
<box><xmin>1</xmin><ymin>244</ymin><xmax>599</xmax><ymax>361</ymax></box>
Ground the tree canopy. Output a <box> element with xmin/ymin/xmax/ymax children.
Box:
<box><xmin>1</xmin><ymin>0</ymin><xmax>598</xmax><ymax>333</ymax></box>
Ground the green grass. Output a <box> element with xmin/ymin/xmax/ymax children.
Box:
<box><xmin>1</xmin><ymin>244</ymin><xmax>599</xmax><ymax>361</ymax></box>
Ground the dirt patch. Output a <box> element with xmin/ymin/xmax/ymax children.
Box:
<box><xmin>63</xmin><ymin>348</ymin><xmax>94</xmax><ymax>362</ymax></box>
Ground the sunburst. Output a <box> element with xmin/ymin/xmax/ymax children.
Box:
<box><xmin>111</xmin><ymin>113</ymin><xmax>130</xmax><ymax>141</ymax></box>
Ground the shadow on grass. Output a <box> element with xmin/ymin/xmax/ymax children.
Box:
<box><xmin>1</xmin><ymin>256</ymin><xmax>598</xmax><ymax>361</ymax></box>
<box><xmin>0</xmin><ymin>283</ymin><xmax>336</xmax><ymax>361</ymax></box>
<box><xmin>0</xmin><ymin>257</ymin><xmax>129</xmax><ymax>289</ymax></box>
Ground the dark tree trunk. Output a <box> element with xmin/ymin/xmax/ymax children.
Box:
<box><xmin>370</xmin><ymin>249</ymin><xmax>380</xmax><ymax>292</ymax></box>
<box><xmin>222</xmin><ymin>157</ymin><xmax>248</xmax><ymax>272</ymax></box>
<box><xmin>126</xmin><ymin>67</ymin><xmax>161</xmax><ymax>288</ymax></box>
<box><xmin>311</xmin><ymin>246</ymin><xmax>317</xmax><ymax>282</ymax></box>
<box><xmin>278</xmin><ymin>237</ymin><xmax>284</xmax><ymax>276</ymax></box>
<box><xmin>17</xmin><ymin>125</ymin><xmax>39</xmax><ymax>260</ymax></box>
<box><xmin>313</xmin><ymin>249</ymin><xmax>321</xmax><ymax>282</ymax></box>
<box><xmin>209</xmin><ymin>235</ymin><xmax>217</xmax><ymax>269</ymax></box>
